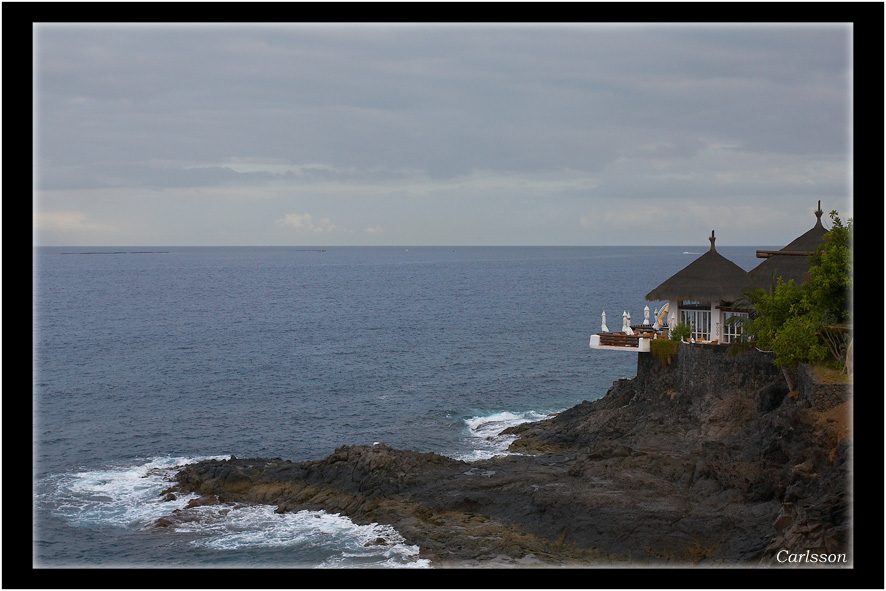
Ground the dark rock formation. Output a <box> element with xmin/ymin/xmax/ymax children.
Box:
<box><xmin>161</xmin><ymin>345</ymin><xmax>851</xmax><ymax>567</ymax></box>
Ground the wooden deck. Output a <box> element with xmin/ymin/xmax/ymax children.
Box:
<box><xmin>597</xmin><ymin>333</ymin><xmax>643</xmax><ymax>347</ymax></box>
<box><xmin>590</xmin><ymin>328</ymin><xmax>667</xmax><ymax>352</ymax></box>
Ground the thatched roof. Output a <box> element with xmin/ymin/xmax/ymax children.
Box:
<box><xmin>746</xmin><ymin>204</ymin><xmax>828</xmax><ymax>290</ymax></box>
<box><xmin>645</xmin><ymin>231</ymin><xmax>750</xmax><ymax>303</ymax></box>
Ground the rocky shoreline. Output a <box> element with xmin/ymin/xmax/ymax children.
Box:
<box><xmin>159</xmin><ymin>345</ymin><xmax>851</xmax><ymax>568</ymax></box>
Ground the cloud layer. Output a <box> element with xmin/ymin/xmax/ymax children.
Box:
<box><xmin>34</xmin><ymin>23</ymin><xmax>853</xmax><ymax>246</ymax></box>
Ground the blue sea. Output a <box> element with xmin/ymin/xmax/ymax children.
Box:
<box><xmin>32</xmin><ymin>245</ymin><xmax>766</xmax><ymax>570</ymax></box>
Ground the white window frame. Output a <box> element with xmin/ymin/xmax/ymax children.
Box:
<box><xmin>681</xmin><ymin>309</ymin><xmax>711</xmax><ymax>341</ymax></box>
<box><xmin>721</xmin><ymin>311</ymin><xmax>748</xmax><ymax>344</ymax></box>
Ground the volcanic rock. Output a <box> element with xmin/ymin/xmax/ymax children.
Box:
<box><xmin>162</xmin><ymin>345</ymin><xmax>851</xmax><ymax>567</ymax></box>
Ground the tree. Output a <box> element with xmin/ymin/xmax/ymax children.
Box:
<box><xmin>806</xmin><ymin>211</ymin><xmax>853</xmax><ymax>375</ymax></box>
<box><xmin>770</xmin><ymin>313</ymin><xmax>828</xmax><ymax>387</ymax></box>
<box><xmin>728</xmin><ymin>211</ymin><xmax>852</xmax><ymax>389</ymax></box>
<box><xmin>806</xmin><ymin>211</ymin><xmax>852</xmax><ymax>326</ymax></box>
<box><xmin>739</xmin><ymin>277</ymin><xmax>815</xmax><ymax>391</ymax></box>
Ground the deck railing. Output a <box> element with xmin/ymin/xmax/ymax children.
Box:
<box><xmin>597</xmin><ymin>333</ymin><xmax>643</xmax><ymax>347</ymax></box>
<box><xmin>590</xmin><ymin>327</ymin><xmax>670</xmax><ymax>352</ymax></box>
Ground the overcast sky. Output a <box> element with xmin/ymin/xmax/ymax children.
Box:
<box><xmin>34</xmin><ymin>23</ymin><xmax>853</xmax><ymax>247</ymax></box>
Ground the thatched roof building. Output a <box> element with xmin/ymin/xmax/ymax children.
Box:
<box><xmin>746</xmin><ymin>203</ymin><xmax>828</xmax><ymax>291</ymax></box>
<box><xmin>592</xmin><ymin>202</ymin><xmax>835</xmax><ymax>350</ymax></box>
<box><xmin>644</xmin><ymin>230</ymin><xmax>749</xmax><ymax>303</ymax></box>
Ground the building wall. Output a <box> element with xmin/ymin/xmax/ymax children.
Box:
<box><xmin>635</xmin><ymin>341</ymin><xmax>785</xmax><ymax>403</ymax></box>
<box><xmin>796</xmin><ymin>363</ymin><xmax>852</xmax><ymax>411</ymax></box>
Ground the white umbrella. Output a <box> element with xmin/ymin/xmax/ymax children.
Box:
<box><xmin>623</xmin><ymin>311</ymin><xmax>634</xmax><ymax>335</ymax></box>
<box><xmin>643</xmin><ymin>305</ymin><xmax>650</xmax><ymax>325</ymax></box>
<box><xmin>601</xmin><ymin>311</ymin><xmax>609</xmax><ymax>332</ymax></box>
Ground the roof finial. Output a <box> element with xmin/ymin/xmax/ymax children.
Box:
<box><xmin>709</xmin><ymin>230</ymin><xmax>716</xmax><ymax>251</ymax></box>
<box><xmin>815</xmin><ymin>200</ymin><xmax>823</xmax><ymax>225</ymax></box>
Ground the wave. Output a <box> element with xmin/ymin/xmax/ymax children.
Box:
<box><xmin>35</xmin><ymin>455</ymin><xmax>217</xmax><ymax>530</ymax></box>
<box><xmin>456</xmin><ymin>409</ymin><xmax>556</xmax><ymax>461</ymax></box>
<box><xmin>34</xmin><ymin>456</ymin><xmax>430</xmax><ymax>568</ymax></box>
<box><xmin>184</xmin><ymin>505</ymin><xmax>429</xmax><ymax>568</ymax></box>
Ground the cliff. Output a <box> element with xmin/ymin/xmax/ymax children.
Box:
<box><xmin>161</xmin><ymin>344</ymin><xmax>851</xmax><ymax>567</ymax></box>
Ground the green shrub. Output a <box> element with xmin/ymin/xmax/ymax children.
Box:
<box><xmin>650</xmin><ymin>338</ymin><xmax>679</xmax><ymax>366</ymax></box>
<box><xmin>669</xmin><ymin>323</ymin><xmax>691</xmax><ymax>342</ymax></box>
<box><xmin>772</xmin><ymin>314</ymin><xmax>828</xmax><ymax>368</ymax></box>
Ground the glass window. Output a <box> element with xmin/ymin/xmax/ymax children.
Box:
<box><xmin>680</xmin><ymin>300</ymin><xmax>711</xmax><ymax>310</ymax></box>
<box><xmin>680</xmin><ymin>309</ymin><xmax>711</xmax><ymax>340</ymax></box>
<box><xmin>721</xmin><ymin>311</ymin><xmax>748</xmax><ymax>344</ymax></box>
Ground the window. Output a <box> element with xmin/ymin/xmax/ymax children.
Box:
<box><xmin>679</xmin><ymin>300</ymin><xmax>710</xmax><ymax>309</ymax></box>
<box><xmin>721</xmin><ymin>311</ymin><xmax>748</xmax><ymax>344</ymax></box>
<box><xmin>680</xmin><ymin>309</ymin><xmax>711</xmax><ymax>340</ymax></box>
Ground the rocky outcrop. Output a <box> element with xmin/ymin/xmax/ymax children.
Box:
<box><xmin>161</xmin><ymin>344</ymin><xmax>851</xmax><ymax>567</ymax></box>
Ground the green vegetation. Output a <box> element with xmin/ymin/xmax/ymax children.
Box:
<box><xmin>727</xmin><ymin>211</ymin><xmax>852</xmax><ymax>390</ymax></box>
<box><xmin>650</xmin><ymin>338</ymin><xmax>680</xmax><ymax>366</ymax></box>
<box><xmin>669</xmin><ymin>323</ymin><xmax>692</xmax><ymax>342</ymax></box>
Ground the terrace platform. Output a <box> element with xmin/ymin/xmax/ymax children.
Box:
<box><xmin>589</xmin><ymin>325</ymin><xmax>671</xmax><ymax>353</ymax></box>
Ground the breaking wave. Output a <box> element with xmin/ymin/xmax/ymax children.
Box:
<box><xmin>34</xmin><ymin>456</ymin><xmax>430</xmax><ymax>568</ymax></box>
<box><xmin>456</xmin><ymin>409</ymin><xmax>555</xmax><ymax>461</ymax></box>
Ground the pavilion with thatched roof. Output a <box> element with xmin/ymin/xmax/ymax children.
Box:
<box><xmin>589</xmin><ymin>202</ymin><xmax>833</xmax><ymax>352</ymax></box>
<box><xmin>643</xmin><ymin>229</ymin><xmax>751</xmax><ymax>343</ymax></box>
<box><xmin>747</xmin><ymin>201</ymin><xmax>828</xmax><ymax>291</ymax></box>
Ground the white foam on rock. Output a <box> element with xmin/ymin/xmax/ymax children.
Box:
<box><xmin>457</xmin><ymin>409</ymin><xmax>555</xmax><ymax>461</ymax></box>
<box><xmin>37</xmin><ymin>455</ymin><xmax>430</xmax><ymax>568</ymax></box>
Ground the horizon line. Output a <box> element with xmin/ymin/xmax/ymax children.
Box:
<box><xmin>34</xmin><ymin>243</ymin><xmax>786</xmax><ymax>249</ymax></box>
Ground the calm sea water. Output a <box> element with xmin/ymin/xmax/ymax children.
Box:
<box><xmin>32</xmin><ymin>245</ymin><xmax>765</xmax><ymax>569</ymax></box>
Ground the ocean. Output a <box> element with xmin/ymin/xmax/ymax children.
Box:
<box><xmin>32</xmin><ymin>245</ymin><xmax>766</xmax><ymax>569</ymax></box>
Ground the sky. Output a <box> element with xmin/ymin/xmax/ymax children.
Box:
<box><xmin>33</xmin><ymin>22</ymin><xmax>853</xmax><ymax>247</ymax></box>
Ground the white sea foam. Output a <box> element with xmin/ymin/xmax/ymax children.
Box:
<box><xmin>38</xmin><ymin>455</ymin><xmax>223</xmax><ymax>529</ymax></box>
<box><xmin>180</xmin><ymin>505</ymin><xmax>429</xmax><ymax>567</ymax></box>
<box><xmin>37</xmin><ymin>456</ymin><xmax>430</xmax><ymax>568</ymax></box>
<box><xmin>167</xmin><ymin>502</ymin><xmax>430</xmax><ymax>567</ymax></box>
<box><xmin>457</xmin><ymin>409</ymin><xmax>554</xmax><ymax>461</ymax></box>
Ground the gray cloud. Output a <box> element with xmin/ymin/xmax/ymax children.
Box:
<box><xmin>34</xmin><ymin>23</ymin><xmax>853</xmax><ymax>246</ymax></box>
